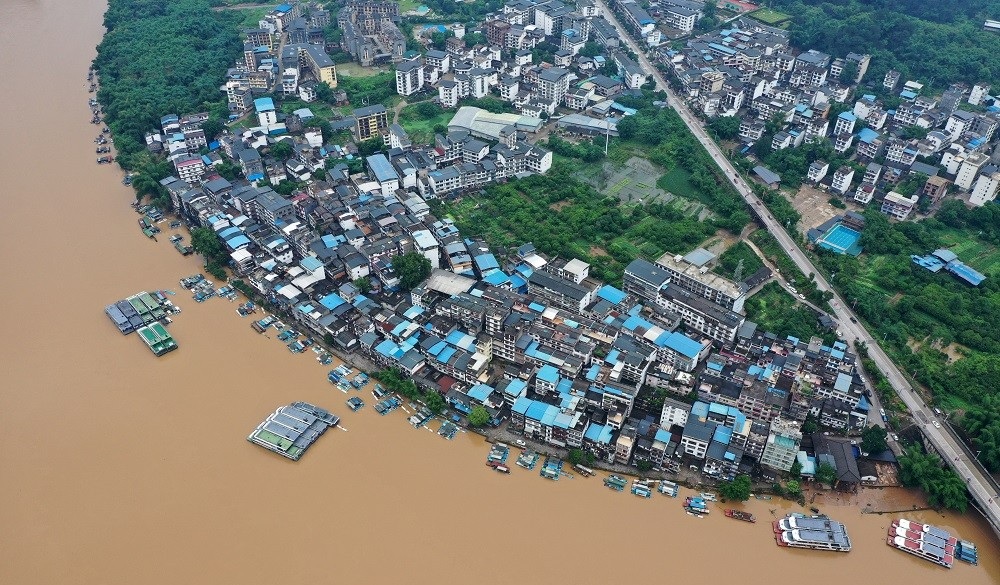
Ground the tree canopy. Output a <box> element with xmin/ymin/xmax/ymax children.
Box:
<box><xmin>772</xmin><ymin>0</ymin><xmax>1000</xmax><ymax>90</ymax></box>
<box><xmin>898</xmin><ymin>448</ymin><xmax>968</xmax><ymax>512</ymax></box>
<box><xmin>468</xmin><ymin>405</ymin><xmax>491</xmax><ymax>427</ymax></box>
<box><xmin>815</xmin><ymin>462</ymin><xmax>837</xmax><ymax>487</ymax></box>
<box><xmin>94</xmin><ymin>0</ymin><xmax>240</xmax><ymax>170</ymax></box>
<box><xmin>719</xmin><ymin>474</ymin><xmax>752</xmax><ymax>501</ymax></box>
<box><xmin>393</xmin><ymin>252</ymin><xmax>432</xmax><ymax>290</ymax></box>
<box><xmin>861</xmin><ymin>425</ymin><xmax>888</xmax><ymax>454</ymax></box>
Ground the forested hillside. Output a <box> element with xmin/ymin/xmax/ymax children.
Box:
<box><xmin>94</xmin><ymin>0</ymin><xmax>240</xmax><ymax>169</ymax></box>
<box><xmin>771</xmin><ymin>0</ymin><xmax>1000</xmax><ymax>89</ymax></box>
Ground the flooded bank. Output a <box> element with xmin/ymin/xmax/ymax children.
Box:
<box><xmin>0</xmin><ymin>0</ymin><xmax>997</xmax><ymax>583</ymax></box>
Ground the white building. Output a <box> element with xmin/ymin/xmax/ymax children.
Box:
<box><xmin>759</xmin><ymin>418</ymin><xmax>802</xmax><ymax>472</ymax></box>
<box><xmin>881</xmin><ymin>191</ymin><xmax>918</xmax><ymax>220</ymax></box>
<box><xmin>660</xmin><ymin>397</ymin><xmax>691</xmax><ymax>430</ymax></box>
<box><xmin>438</xmin><ymin>80</ymin><xmax>460</xmax><ymax>108</ymax></box>
<box><xmin>956</xmin><ymin>152</ymin><xmax>989</xmax><ymax>190</ymax></box>
<box><xmin>970</xmin><ymin>172</ymin><xmax>1000</xmax><ymax>206</ymax></box>
<box><xmin>395</xmin><ymin>59</ymin><xmax>425</xmax><ymax>96</ymax></box>
<box><xmin>830</xmin><ymin>166</ymin><xmax>854</xmax><ymax>195</ymax></box>
<box><xmin>969</xmin><ymin>82</ymin><xmax>991</xmax><ymax>106</ymax></box>
<box><xmin>411</xmin><ymin>229</ymin><xmax>441</xmax><ymax>269</ymax></box>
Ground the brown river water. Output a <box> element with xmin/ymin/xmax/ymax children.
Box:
<box><xmin>0</xmin><ymin>1</ymin><xmax>997</xmax><ymax>583</ymax></box>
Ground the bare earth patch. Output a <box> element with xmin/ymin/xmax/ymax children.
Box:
<box><xmin>789</xmin><ymin>184</ymin><xmax>841</xmax><ymax>236</ymax></box>
<box><xmin>549</xmin><ymin>200</ymin><xmax>571</xmax><ymax>211</ymax></box>
<box><xmin>589</xmin><ymin>245</ymin><xmax>609</xmax><ymax>257</ymax></box>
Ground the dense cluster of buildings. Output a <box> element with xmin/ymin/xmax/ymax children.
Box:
<box><xmin>222</xmin><ymin>2</ymin><xmax>337</xmax><ymax>118</ymax></box>
<box><xmin>138</xmin><ymin>1</ymin><xmax>887</xmax><ymax>484</ymax></box>
<box><xmin>393</xmin><ymin>0</ymin><xmax>649</xmax><ymax>131</ymax></box>
<box><xmin>337</xmin><ymin>0</ymin><xmax>406</xmax><ymax>66</ymax></box>
<box><xmin>662</xmin><ymin>17</ymin><xmax>1000</xmax><ymax>217</ymax></box>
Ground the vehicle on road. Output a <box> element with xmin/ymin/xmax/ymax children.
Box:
<box><xmin>849</xmin><ymin>317</ymin><xmax>857</xmax><ymax>323</ymax></box>
<box><xmin>932</xmin><ymin>420</ymin><xmax>941</xmax><ymax>429</ymax></box>
<box><xmin>880</xmin><ymin>408</ymin><xmax>888</xmax><ymax>422</ymax></box>
<box><xmin>515</xmin><ymin>439</ymin><xmax>526</xmax><ymax>448</ymax></box>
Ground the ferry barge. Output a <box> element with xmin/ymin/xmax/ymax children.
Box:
<box><xmin>885</xmin><ymin>518</ymin><xmax>957</xmax><ymax>568</ymax></box>
<box><xmin>773</xmin><ymin>514</ymin><xmax>851</xmax><ymax>552</ymax></box>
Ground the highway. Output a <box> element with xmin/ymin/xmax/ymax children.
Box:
<box><xmin>593</xmin><ymin>0</ymin><xmax>1000</xmax><ymax>534</ymax></box>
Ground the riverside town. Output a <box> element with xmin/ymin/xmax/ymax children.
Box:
<box><xmin>78</xmin><ymin>0</ymin><xmax>1000</xmax><ymax>576</ymax></box>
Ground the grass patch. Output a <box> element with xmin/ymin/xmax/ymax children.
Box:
<box><xmin>657</xmin><ymin>167</ymin><xmax>699</xmax><ymax>199</ymax></box>
<box><xmin>432</xmin><ymin>166</ymin><xmax>717</xmax><ymax>286</ymax></box>
<box><xmin>937</xmin><ymin>228</ymin><xmax>1000</xmax><ymax>275</ymax></box>
<box><xmin>397</xmin><ymin>102</ymin><xmax>453</xmax><ymax>144</ymax></box>
<box><xmin>749</xmin><ymin>8</ymin><xmax>791</xmax><ymax>25</ymax></box>
<box><xmin>233</xmin><ymin>6</ymin><xmax>269</xmax><ymax>29</ymax></box>
<box><xmin>336</xmin><ymin>62</ymin><xmax>388</xmax><ymax>78</ymax></box>
<box><xmin>744</xmin><ymin>282</ymin><xmax>832</xmax><ymax>342</ymax></box>
<box><xmin>714</xmin><ymin>242</ymin><xmax>765</xmax><ymax>281</ymax></box>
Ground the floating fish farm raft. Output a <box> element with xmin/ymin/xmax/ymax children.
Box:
<box><xmin>247</xmin><ymin>402</ymin><xmax>340</xmax><ymax>461</ymax></box>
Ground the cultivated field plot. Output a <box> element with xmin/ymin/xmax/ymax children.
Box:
<box><xmin>749</xmin><ymin>8</ymin><xmax>791</xmax><ymax>26</ymax></box>
<box><xmin>938</xmin><ymin>231</ymin><xmax>1000</xmax><ymax>275</ymax></box>
<box><xmin>577</xmin><ymin>156</ymin><xmax>710</xmax><ymax>219</ymax></box>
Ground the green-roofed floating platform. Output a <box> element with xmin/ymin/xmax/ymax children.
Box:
<box><xmin>248</xmin><ymin>402</ymin><xmax>340</xmax><ymax>461</ymax></box>
<box><xmin>136</xmin><ymin>322</ymin><xmax>177</xmax><ymax>356</ymax></box>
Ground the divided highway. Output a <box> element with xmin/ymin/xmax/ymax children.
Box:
<box><xmin>593</xmin><ymin>0</ymin><xmax>1000</xmax><ymax>534</ymax></box>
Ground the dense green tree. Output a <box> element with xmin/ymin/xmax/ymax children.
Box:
<box><xmin>468</xmin><ymin>405</ymin><xmax>491</xmax><ymax>427</ymax></box>
<box><xmin>191</xmin><ymin>227</ymin><xmax>225</xmax><ymax>262</ymax></box>
<box><xmin>393</xmin><ymin>252</ymin><xmax>432</xmax><ymax>290</ymax></box>
<box><xmin>708</xmin><ymin>116</ymin><xmax>741</xmax><ymax>140</ymax></box>
<box><xmin>353</xmin><ymin>277</ymin><xmax>372</xmax><ymax>295</ymax></box>
<box><xmin>815</xmin><ymin>462</ymin><xmax>837</xmax><ymax>488</ymax></box>
<box><xmin>94</xmin><ymin>0</ymin><xmax>240</xmax><ymax>169</ymax></box>
<box><xmin>720</xmin><ymin>474</ymin><xmax>752</xmax><ymax>501</ymax></box>
<box><xmin>898</xmin><ymin>448</ymin><xmax>968</xmax><ymax>512</ymax></box>
<box><xmin>785</xmin><ymin>480</ymin><xmax>802</xmax><ymax>497</ymax></box>
<box><xmin>790</xmin><ymin>458</ymin><xmax>803</xmax><ymax>477</ymax></box>
<box><xmin>423</xmin><ymin>390</ymin><xmax>447</xmax><ymax>415</ymax></box>
<box><xmin>568</xmin><ymin>449</ymin><xmax>586</xmax><ymax>465</ymax></box>
<box><xmin>861</xmin><ymin>426</ymin><xmax>888</xmax><ymax>454</ymax></box>
<box><xmin>270</xmin><ymin>141</ymin><xmax>294</xmax><ymax>160</ymax></box>
<box><xmin>579</xmin><ymin>41</ymin><xmax>603</xmax><ymax>58</ymax></box>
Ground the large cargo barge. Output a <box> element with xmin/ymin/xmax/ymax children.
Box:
<box><xmin>885</xmin><ymin>518</ymin><xmax>957</xmax><ymax>568</ymax></box>
<box><xmin>773</xmin><ymin>514</ymin><xmax>851</xmax><ymax>552</ymax></box>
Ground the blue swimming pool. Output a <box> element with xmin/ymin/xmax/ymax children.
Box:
<box><xmin>817</xmin><ymin>224</ymin><xmax>863</xmax><ymax>256</ymax></box>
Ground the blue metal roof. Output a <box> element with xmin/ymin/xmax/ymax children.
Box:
<box><xmin>300</xmin><ymin>256</ymin><xmax>323</xmax><ymax>272</ymax></box>
<box><xmin>654</xmin><ymin>428</ymin><xmax>672</xmax><ymax>443</ymax></box>
<box><xmin>226</xmin><ymin>235</ymin><xmax>250</xmax><ymax>249</ymax></box>
<box><xmin>858</xmin><ymin>128</ymin><xmax>879</xmax><ymax>142</ymax></box>
<box><xmin>254</xmin><ymin>97</ymin><xmax>274</xmax><ymax>112</ymax></box>
<box><xmin>504</xmin><ymin>379</ymin><xmax>528</xmax><ymax>397</ymax></box>
<box><xmin>597</xmin><ymin>284</ymin><xmax>627</xmax><ymax>304</ymax></box>
<box><xmin>537</xmin><ymin>364</ymin><xmax>559</xmax><ymax>384</ymax></box>
<box><xmin>467</xmin><ymin>384</ymin><xmax>494</xmax><ymax>402</ymax></box>
<box><xmin>318</xmin><ymin>293</ymin><xmax>346</xmax><ymax>310</ymax></box>
<box><xmin>584</xmin><ymin>423</ymin><xmax>613</xmax><ymax>444</ymax></box>
<box><xmin>366</xmin><ymin>153</ymin><xmax>398</xmax><ymax>183</ymax></box>
<box><xmin>664</xmin><ymin>332</ymin><xmax>704</xmax><ymax>359</ymax></box>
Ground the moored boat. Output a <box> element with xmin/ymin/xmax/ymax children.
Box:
<box><xmin>773</xmin><ymin>514</ymin><xmax>851</xmax><ymax>552</ymax></box>
<box><xmin>885</xmin><ymin>518</ymin><xmax>957</xmax><ymax>568</ymax></box>
<box><xmin>725</xmin><ymin>509</ymin><xmax>756</xmax><ymax>523</ymax></box>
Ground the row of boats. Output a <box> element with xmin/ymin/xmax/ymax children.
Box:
<box><xmin>769</xmin><ymin>512</ymin><xmax>979</xmax><ymax>567</ymax></box>
<box><xmin>886</xmin><ymin>518</ymin><xmax>978</xmax><ymax>568</ymax></box>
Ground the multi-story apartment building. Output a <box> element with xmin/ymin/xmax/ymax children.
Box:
<box><xmin>759</xmin><ymin>417</ymin><xmax>802</xmax><ymax>472</ymax></box>
<box><xmin>354</xmin><ymin>104</ymin><xmax>389</xmax><ymax>141</ymax></box>
<box><xmin>656</xmin><ymin>251</ymin><xmax>746</xmax><ymax>312</ymax></box>
<box><xmin>395</xmin><ymin>58</ymin><xmax>424</xmax><ymax>96</ymax></box>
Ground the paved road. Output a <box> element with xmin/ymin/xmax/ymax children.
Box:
<box><xmin>594</xmin><ymin>0</ymin><xmax>1000</xmax><ymax>533</ymax></box>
